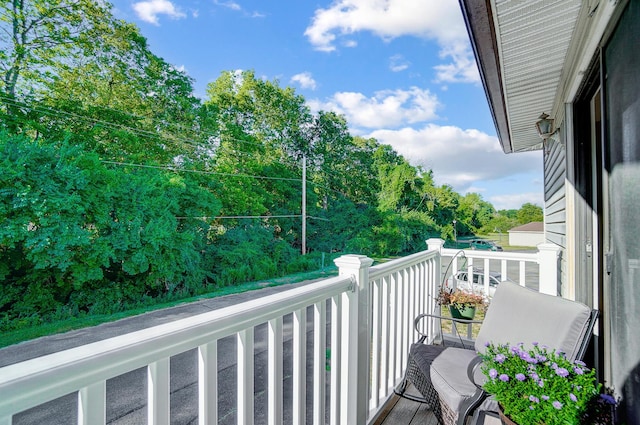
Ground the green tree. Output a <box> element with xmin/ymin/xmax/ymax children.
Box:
<box><xmin>0</xmin><ymin>132</ymin><xmax>221</xmax><ymax>326</ymax></box>
<box><xmin>480</xmin><ymin>213</ymin><xmax>518</xmax><ymax>235</ymax></box>
<box><xmin>204</xmin><ymin>71</ymin><xmax>306</xmax><ymax>228</ymax></box>
<box><xmin>35</xmin><ymin>24</ymin><xmax>203</xmax><ymax>162</ymax></box>
<box><xmin>457</xmin><ymin>193</ymin><xmax>495</xmax><ymax>233</ymax></box>
<box><xmin>517</xmin><ymin>203</ymin><xmax>543</xmax><ymax>224</ymax></box>
<box><xmin>0</xmin><ymin>0</ymin><xmax>114</xmax><ymax>130</ymax></box>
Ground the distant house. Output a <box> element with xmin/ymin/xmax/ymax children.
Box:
<box><xmin>508</xmin><ymin>222</ymin><xmax>544</xmax><ymax>247</ymax></box>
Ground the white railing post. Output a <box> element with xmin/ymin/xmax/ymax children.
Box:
<box><xmin>426</xmin><ymin>238</ymin><xmax>445</xmax><ymax>253</ymax></box>
<box><xmin>537</xmin><ymin>243</ymin><xmax>561</xmax><ymax>296</ymax></box>
<box><xmin>426</xmin><ymin>238</ymin><xmax>443</xmax><ymax>343</ymax></box>
<box><xmin>334</xmin><ymin>254</ymin><xmax>374</xmax><ymax>425</ymax></box>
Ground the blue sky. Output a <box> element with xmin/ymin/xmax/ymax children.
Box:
<box><xmin>110</xmin><ymin>0</ymin><xmax>543</xmax><ymax>210</ymax></box>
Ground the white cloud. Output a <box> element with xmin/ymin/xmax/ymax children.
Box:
<box><xmin>132</xmin><ymin>0</ymin><xmax>186</xmax><ymax>25</ymax></box>
<box><xmin>290</xmin><ymin>72</ymin><xmax>317</xmax><ymax>90</ymax></box>
<box><xmin>214</xmin><ymin>0</ymin><xmax>241</xmax><ymax>11</ymax></box>
<box><xmin>433</xmin><ymin>41</ymin><xmax>479</xmax><ymax>83</ymax></box>
<box><xmin>307</xmin><ymin>87</ymin><xmax>439</xmax><ymax>129</ymax></box>
<box><xmin>304</xmin><ymin>0</ymin><xmax>479</xmax><ymax>83</ymax></box>
<box><xmin>212</xmin><ymin>1</ymin><xmax>265</xmax><ymax>18</ymax></box>
<box><xmin>489</xmin><ymin>193</ymin><xmax>544</xmax><ymax>211</ymax></box>
<box><xmin>389</xmin><ymin>54</ymin><xmax>410</xmax><ymax>72</ymax></box>
<box><xmin>366</xmin><ymin>124</ymin><xmax>541</xmax><ymax>193</ymax></box>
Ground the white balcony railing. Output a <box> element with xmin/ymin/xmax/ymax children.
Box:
<box><xmin>440</xmin><ymin>242</ymin><xmax>559</xmax><ymax>296</ymax></box>
<box><xmin>437</xmin><ymin>241</ymin><xmax>559</xmax><ymax>343</ymax></box>
<box><xmin>0</xmin><ymin>239</ymin><xmax>558</xmax><ymax>425</ymax></box>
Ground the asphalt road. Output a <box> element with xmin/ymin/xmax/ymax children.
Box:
<box><xmin>2</xmin><ymin>281</ymin><xmax>329</xmax><ymax>425</ymax></box>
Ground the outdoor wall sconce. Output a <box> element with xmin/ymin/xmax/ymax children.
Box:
<box><xmin>535</xmin><ymin>112</ymin><xmax>554</xmax><ymax>140</ymax></box>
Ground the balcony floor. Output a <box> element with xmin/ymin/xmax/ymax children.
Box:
<box><xmin>373</xmin><ymin>385</ymin><xmax>440</xmax><ymax>425</ymax></box>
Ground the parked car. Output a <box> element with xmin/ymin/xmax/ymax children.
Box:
<box><xmin>445</xmin><ymin>268</ymin><xmax>511</xmax><ymax>297</ymax></box>
<box><xmin>468</xmin><ymin>239</ymin><xmax>503</xmax><ymax>251</ymax></box>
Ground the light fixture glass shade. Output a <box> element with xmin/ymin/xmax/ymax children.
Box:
<box><xmin>535</xmin><ymin>113</ymin><xmax>554</xmax><ymax>139</ymax></box>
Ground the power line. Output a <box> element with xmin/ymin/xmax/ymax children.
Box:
<box><xmin>0</xmin><ymin>94</ymin><xmax>287</xmax><ymax>151</ymax></box>
<box><xmin>176</xmin><ymin>215</ymin><xmax>330</xmax><ymax>221</ymax></box>
<box><xmin>176</xmin><ymin>215</ymin><xmax>301</xmax><ymax>220</ymax></box>
<box><xmin>2</xmin><ymin>95</ymin><xmax>351</xmax><ymax>197</ymax></box>
<box><xmin>100</xmin><ymin>160</ymin><xmax>302</xmax><ymax>182</ymax></box>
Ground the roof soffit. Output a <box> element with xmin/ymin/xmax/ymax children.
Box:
<box><xmin>461</xmin><ymin>0</ymin><xmax>584</xmax><ymax>153</ymax></box>
<box><xmin>493</xmin><ymin>0</ymin><xmax>582</xmax><ymax>153</ymax></box>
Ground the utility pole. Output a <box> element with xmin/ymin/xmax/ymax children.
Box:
<box><xmin>302</xmin><ymin>154</ymin><xmax>306</xmax><ymax>255</ymax></box>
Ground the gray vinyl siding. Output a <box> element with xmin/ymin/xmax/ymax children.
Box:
<box><xmin>543</xmin><ymin>134</ymin><xmax>567</xmax><ymax>287</ymax></box>
<box><xmin>544</xmin><ymin>138</ymin><xmax>566</xmax><ymax>246</ymax></box>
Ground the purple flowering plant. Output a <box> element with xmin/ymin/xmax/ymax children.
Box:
<box><xmin>480</xmin><ymin>342</ymin><xmax>599</xmax><ymax>425</ymax></box>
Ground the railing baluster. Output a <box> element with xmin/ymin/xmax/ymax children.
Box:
<box><xmin>483</xmin><ymin>259</ymin><xmax>490</xmax><ymax>295</ymax></box>
<box><xmin>389</xmin><ymin>272</ymin><xmax>398</xmax><ymax>384</ymax></box>
<box><xmin>402</xmin><ymin>268</ymin><xmax>410</xmax><ymax>371</ymax></box>
<box><xmin>148</xmin><ymin>358</ymin><xmax>170</xmax><ymax>425</ymax></box>
<box><xmin>339</xmin><ymin>291</ymin><xmax>350</xmax><ymax>422</ymax></box>
<box><xmin>415</xmin><ymin>264</ymin><xmax>421</xmax><ymax>337</ymax></box>
<box><xmin>519</xmin><ymin>260</ymin><xmax>526</xmax><ymax>286</ymax></box>
<box><xmin>330</xmin><ymin>294</ymin><xmax>342</xmax><ymax>425</ymax></box>
<box><xmin>78</xmin><ymin>381</ymin><xmax>105</xmax><ymax>425</ymax></box>
<box><xmin>396</xmin><ymin>271</ymin><xmax>402</xmax><ymax>383</ymax></box>
<box><xmin>237</xmin><ymin>328</ymin><xmax>255</xmax><ymax>425</ymax></box>
<box><xmin>293</xmin><ymin>308</ymin><xmax>307</xmax><ymax>425</ymax></box>
<box><xmin>313</xmin><ymin>301</ymin><xmax>327</xmax><ymax>425</ymax></box>
<box><xmin>414</xmin><ymin>264</ymin><xmax>421</xmax><ymax>344</ymax></box>
<box><xmin>370</xmin><ymin>279</ymin><xmax>381</xmax><ymax>407</ymax></box>
<box><xmin>395</xmin><ymin>272</ymin><xmax>403</xmax><ymax>383</ymax></box>
<box><xmin>380</xmin><ymin>276</ymin><xmax>390</xmax><ymax>396</ymax></box>
<box><xmin>407</xmin><ymin>267</ymin><xmax>414</xmax><ymax>354</ymax></box>
<box><xmin>501</xmin><ymin>259</ymin><xmax>508</xmax><ymax>282</ymax></box>
<box><xmin>431</xmin><ymin>256</ymin><xmax>441</xmax><ymax>343</ymax></box>
<box><xmin>267</xmin><ymin>318</ymin><xmax>283</xmax><ymax>425</ymax></box>
<box><xmin>198</xmin><ymin>341</ymin><xmax>218</xmax><ymax>425</ymax></box>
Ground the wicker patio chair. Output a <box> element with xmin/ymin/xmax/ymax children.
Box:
<box><xmin>395</xmin><ymin>281</ymin><xmax>598</xmax><ymax>425</ymax></box>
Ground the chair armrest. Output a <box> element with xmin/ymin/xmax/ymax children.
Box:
<box><xmin>466</xmin><ymin>355</ymin><xmax>486</xmax><ymax>391</ymax></box>
<box><xmin>414</xmin><ymin>312</ymin><xmax>483</xmax><ymax>340</ymax></box>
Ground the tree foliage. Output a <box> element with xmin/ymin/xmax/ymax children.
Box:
<box><xmin>517</xmin><ymin>203</ymin><xmax>543</xmax><ymax>224</ymax></box>
<box><xmin>0</xmin><ymin>132</ymin><xmax>220</xmax><ymax>325</ymax></box>
<box><xmin>0</xmin><ymin>1</ymin><xmax>532</xmax><ymax>333</ymax></box>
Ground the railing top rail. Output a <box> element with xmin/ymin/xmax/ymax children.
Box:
<box><xmin>440</xmin><ymin>247</ymin><xmax>539</xmax><ymax>262</ymax></box>
<box><xmin>0</xmin><ymin>275</ymin><xmax>353</xmax><ymax>417</ymax></box>
<box><xmin>369</xmin><ymin>249</ymin><xmax>438</xmax><ymax>280</ymax></box>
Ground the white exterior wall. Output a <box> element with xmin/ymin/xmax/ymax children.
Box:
<box><xmin>508</xmin><ymin>231</ymin><xmax>544</xmax><ymax>247</ymax></box>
